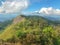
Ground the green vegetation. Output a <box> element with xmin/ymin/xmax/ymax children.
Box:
<box><xmin>0</xmin><ymin>15</ymin><xmax>60</xmax><ymax>45</ymax></box>
<box><xmin>0</xmin><ymin>20</ymin><xmax>13</xmax><ymax>34</ymax></box>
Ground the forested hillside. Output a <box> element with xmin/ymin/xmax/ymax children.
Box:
<box><xmin>0</xmin><ymin>20</ymin><xmax>13</xmax><ymax>31</ymax></box>
<box><xmin>0</xmin><ymin>15</ymin><xmax>60</xmax><ymax>45</ymax></box>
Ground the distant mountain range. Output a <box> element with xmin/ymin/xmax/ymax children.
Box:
<box><xmin>0</xmin><ymin>13</ymin><xmax>60</xmax><ymax>22</ymax></box>
<box><xmin>29</xmin><ymin>11</ymin><xmax>60</xmax><ymax>21</ymax></box>
<box><xmin>0</xmin><ymin>14</ymin><xmax>17</xmax><ymax>22</ymax></box>
<box><xmin>42</xmin><ymin>15</ymin><xmax>60</xmax><ymax>21</ymax></box>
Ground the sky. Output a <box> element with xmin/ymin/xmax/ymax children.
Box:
<box><xmin>27</xmin><ymin>0</ymin><xmax>60</xmax><ymax>11</ymax></box>
<box><xmin>0</xmin><ymin>0</ymin><xmax>60</xmax><ymax>15</ymax></box>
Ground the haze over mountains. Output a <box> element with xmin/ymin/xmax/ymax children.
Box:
<box><xmin>1</xmin><ymin>7</ymin><xmax>60</xmax><ymax>22</ymax></box>
<box><xmin>0</xmin><ymin>13</ymin><xmax>60</xmax><ymax>22</ymax></box>
<box><xmin>0</xmin><ymin>14</ymin><xmax>18</xmax><ymax>22</ymax></box>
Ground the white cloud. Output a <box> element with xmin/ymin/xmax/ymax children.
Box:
<box><xmin>39</xmin><ymin>7</ymin><xmax>60</xmax><ymax>15</ymax></box>
<box><xmin>0</xmin><ymin>0</ymin><xmax>29</xmax><ymax>14</ymax></box>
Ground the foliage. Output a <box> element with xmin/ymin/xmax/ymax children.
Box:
<box><xmin>0</xmin><ymin>15</ymin><xmax>60</xmax><ymax>45</ymax></box>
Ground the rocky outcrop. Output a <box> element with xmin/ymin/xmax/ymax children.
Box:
<box><xmin>13</xmin><ymin>15</ymin><xmax>25</xmax><ymax>24</ymax></box>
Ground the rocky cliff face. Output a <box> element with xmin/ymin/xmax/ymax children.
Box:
<box><xmin>13</xmin><ymin>16</ymin><xmax>25</xmax><ymax>24</ymax></box>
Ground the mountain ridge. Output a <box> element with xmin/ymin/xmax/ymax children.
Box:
<box><xmin>0</xmin><ymin>15</ymin><xmax>60</xmax><ymax>45</ymax></box>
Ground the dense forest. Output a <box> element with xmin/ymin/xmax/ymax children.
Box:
<box><xmin>0</xmin><ymin>15</ymin><xmax>60</xmax><ymax>45</ymax></box>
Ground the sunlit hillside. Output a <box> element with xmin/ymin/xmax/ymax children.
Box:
<box><xmin>0</xmin><ymin>15</ymin><xmax>60</xmax><ymax>45</ymax></box>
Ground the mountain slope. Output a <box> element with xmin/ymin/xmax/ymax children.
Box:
<box><xmin>0</xmin><ymin>15</ymin><xmax>60</xmax><ymax>45</ymax></box>
<box><xmin>0</xmin><ymin>15</ymin><xmax>48</xmax><ymax>40</ymax></box>
<box><xmin>0</xmin><ymin>15</ymin><xmax>26</xmax><ymax>40</ymax></box>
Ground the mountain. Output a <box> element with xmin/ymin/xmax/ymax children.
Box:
<box><xmin>30</xmin><ymin>12</ymin><xmax>60</xmax><ymax>22</ymax></box>
<box><xmin>0</xmin><ymin>15</ymin><xmax>59</xmax><ymax>40</ymax></box>
<box><xmin>0</xmin><ymin>15</ymin><xmax>49</xmax><ymax>40</ymax></box>
<box><xmin>0</xmin><ymin>15</ymin><xmax>60</xmax><ymax>45</ymax></box>
<box><xmin>42</xmin><ymin>15</ymin><xmax>60</xmax><ymax>20</ymax></box>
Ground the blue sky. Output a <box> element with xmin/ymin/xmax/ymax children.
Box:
<box><xmin>0</xmin><ymin>0</ymin><xmax>60</xmax><ymax>15</ymax></box>
<box><xmin>25</xmin><ymin>0</ymin><xmax>60</xmax><ymax>12</ymax></box>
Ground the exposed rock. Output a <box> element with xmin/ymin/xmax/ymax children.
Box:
<box><xmin>13</xmin><ymin>15</ymin><xmax>25</xmax><ymax>24</ymax></box>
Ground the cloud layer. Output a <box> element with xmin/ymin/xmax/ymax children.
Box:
<box><xmin>0</xmin><ymin>0</ymin><xmax>29</xmax><ymax>13</ymax></box>
<box><xmin>39</xmin><ymin>7</ymin><xmax>60</xmax><ymax>15</ymax></box>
